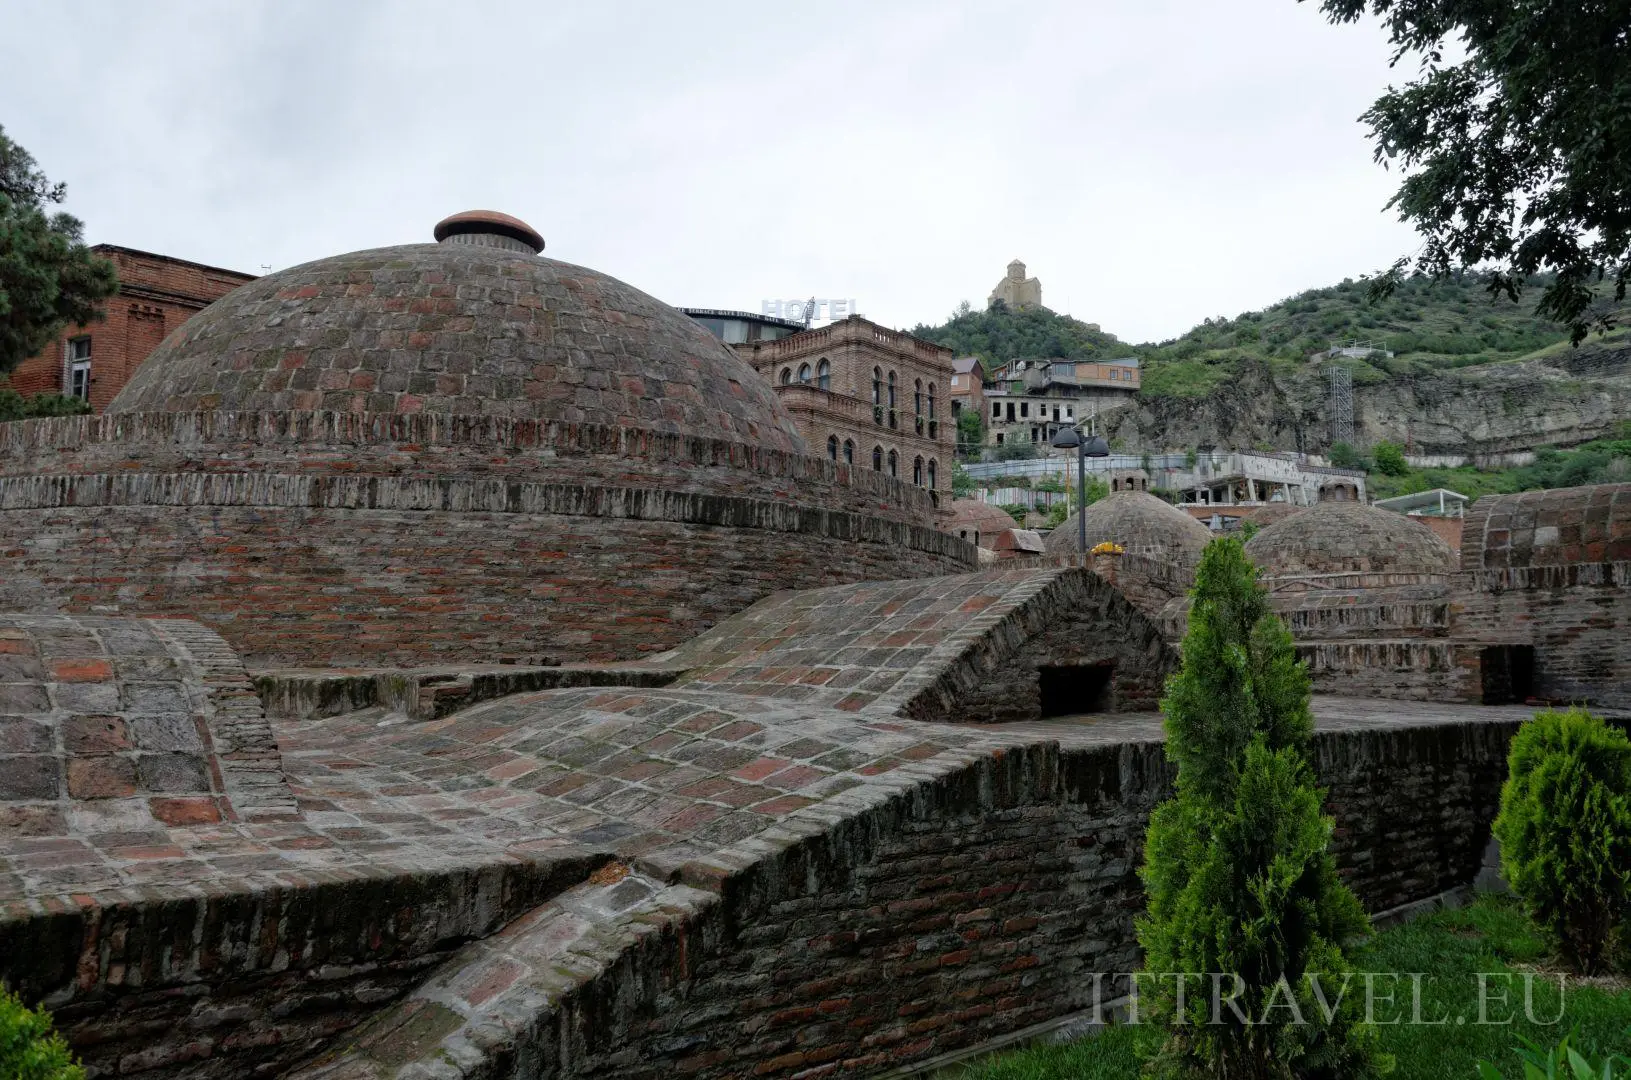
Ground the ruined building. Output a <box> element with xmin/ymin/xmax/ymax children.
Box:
<box><xmin>0</xmin><ymin>211</ymin><xmax>1625</xmax><ymax>1080</ymax></box>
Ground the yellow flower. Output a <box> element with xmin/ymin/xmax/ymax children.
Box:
<box><xmin>1090</xmin><ymin>541</ymin><xmax>1125</xmax><ymax>555</ymax></box>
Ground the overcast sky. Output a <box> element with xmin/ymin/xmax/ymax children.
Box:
<box><xmin>2</xmin><ymin>0</ymin><xmax>1424</xmax><ymax>343</ymax></box>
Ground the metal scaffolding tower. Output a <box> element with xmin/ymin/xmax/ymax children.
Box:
<box><xmin>1327</xmin><ymin>364</ymin><xmax>1354</xmax><ymax>447</ymax></box>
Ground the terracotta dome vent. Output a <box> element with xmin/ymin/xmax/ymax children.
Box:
<box><xmin>432</xmin><ymin>209</ymin><xmax>545</xmax><ymax>255</ymax></box>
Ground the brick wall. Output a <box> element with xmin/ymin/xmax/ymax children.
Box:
<box><xmin>0</xmin><ymin>413</ymin><xmax>974</xmax><ymax>668</ymax></box>
<box><xmin>1457</xmin><ymin>485</ymin><xmax>1631</xmax><ymax>708</ymax></box>
<box><xmin>292</xmin><ymin>715</ymin><xmax>1517</xmax><ymax>1079</ymax></box>
<box><xmin>2</xmin><ymin>247</ymin><xmax>252</xmax><ymax>409</ymax></box>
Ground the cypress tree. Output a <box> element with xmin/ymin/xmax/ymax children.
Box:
<box><xmin>1136</xmin><ymin>538</ymin><xmax>1387</xmax><ymax>1079</ymax></box>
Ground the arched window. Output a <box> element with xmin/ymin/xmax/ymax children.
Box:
<box><xmin>913</xmin><ymin>456</ymin><xmax>924</xmax><ymax>486</ymax></box>
<box><xmin>843</xmin><ymin>439</ymin><xmax>854</xmax><ymax>464</ymax></box>
<box><xmin>872</xmin><ymin>367</ymin><xmax>882</xmax><ymax>405</ymax></box>
<box><xmin>827</xmin><ymin>435</ymin><xmax>838</xmax><ymax>461</ymax></box>
<box><xmin>797</xmin><ymin>362</ymin><xmax>811</xmax><ymax>384</ymax></box>
<box><xmin>779</xmin><ymin>368</ymin><xmax>792</xmax><ymax>385</ymax></box>
<box><xmin>817</xmin><ymin>358</ymin><xmax>830</xmax><ymax>390</ymax></box>
<box><xmin>887</xmin><ymin>449</ymin><xmax>898</xmax><ymax>477</ymax></box>
<box><xmin>928</xmin><ymin>459</ymin><xmax>937</xmax><ymax>489</ymax></box>
<box><xmin>914</xmin><ymin>379</ymin><xmax>923</xmax><ymax>416</ymax></box>
<box><xmin>887</xmin><ymin>371</ymin><xmax>897</xmax><ymax>407</ymax></box>
<box><xmin>872</xmin><ymin>445</ymin><xmax>883</xmax><ymax>471</ymax></box>
<box><xmin>928</xmin><ymin>384</ymin><xmax>936</xmax><ymax>419</ymax></box>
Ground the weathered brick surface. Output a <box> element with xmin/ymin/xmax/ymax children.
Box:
<box><xmin>287</xmin><ymin>700</ymin><xmax>1524</xmax><ymax>1080</ymax></box>
<box><xmin>654</xmin><ymin>568</ymin><xmax>1177</xmax><ymax>720</ymax></box>
<box><xmin>0</xmin><ymin>414</ymin><xmax>973</xmax><ymax>667</ymax></box>
<box><xmin>1043</xmin><ymin>492</ymin><xmax>1212</xmax><ymax>566</ymax></box>
<box><xmin>0</xmin><ymin>615</ymin><xmax>292</xmax><ymax>835</ymax></box>
<box><xmin>110</xmin><ymin>244</ymin><xmax>806</xmax><ymax>456</ymax></box>
<box><xmin>1245</xmin><ymin>501</ymin><xmax>1456</xmax><ymax>576</ymax></box>
<box><xmin>1456</xmin><ymin>484</ymin><xmax>1631</xmax><ymax>708</ymax></box>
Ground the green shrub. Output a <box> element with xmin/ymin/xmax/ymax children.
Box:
<box><xmin>1374</xmin><ymin>441</ymin><xmax>1410</xmax><ymax>477</ymax></box>
<box><xmin>0</xmin><ymin>989</ymin><xmax>84</xmax><ymax>1080</ymax></box>
<box><xmin>1476</xmin><ymin>1028</ymin><xmax>1631</xmax><ymax>1079</ymax></box>
<box><xmin>1136</xmin><ymin>539</ymin><xmax>1387</xmax><ymax>1078</ymax></box>
<box><xmin>998</xmin><ymin>503</ymin><xmax>1028</xmax><ymax>524</ymax></box>
<box><xmin>1493</xmin><ymin>709</ymin><xmax>1631</xmax><ymax>974</ymax></box>
<box><xmin>0</xmin><ymin>389</ymin><xmax>92</xmax><ymax>422</ymax></box>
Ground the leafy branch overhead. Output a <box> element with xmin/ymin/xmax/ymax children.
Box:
<box><xmin>0</xmin><ymin>125</ymin><xmax>119</xmax><ymax>375</ymax></box>
<box><xmin>1314</xmin><ymin>0</ymin><xmax>1631</xmax><ymax>343</ymax></box>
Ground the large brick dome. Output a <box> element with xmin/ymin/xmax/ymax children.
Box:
<box><xmin>109</xmin><ymin>215</ymin><xmax>805</xmax><ymax>454</ymax></box>
<box><xmin>1043</xmin><ymin>491</ymin><xmax>1213</xmax><ymax>567</ymax></box>
<box><xmin>1245</xmin><ymin>501</ymin><xmax>1455</xmax><ymax>576</ymax></box>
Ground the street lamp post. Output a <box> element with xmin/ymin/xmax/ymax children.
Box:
<box><xmin>1050</xmin><ymin>423</ymin><xmax>1110</xmax><ymax>555</ymax></box>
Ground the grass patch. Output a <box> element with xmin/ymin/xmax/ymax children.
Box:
<box><xmin>953</xmin><ymin>896</ymin><xmax>1631</xmax><ymax>1080</ymax></box>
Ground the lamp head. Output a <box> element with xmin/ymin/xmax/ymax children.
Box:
<box><xmin>1050</xmin><ymin>427</ymin><xmax>1082</xmax><ymax>449</ymax></box>
<box><xmin>1083</xmin><ymin>435</ymin><xmax>1111</xmax><ymax>457</ymax></box>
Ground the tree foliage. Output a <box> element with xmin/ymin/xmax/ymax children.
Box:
<box><xmin>0</xmin><ymin>989</ymin><xmax>84</xmax><ymax>1080</ymax></box>
<box><xmin>1313</xmin><ymin>0</ymin><xmax>1631</xmax><ymax>344</ymax></box>
<box><xmin>912</xmin><ymin>300</ymin><xmax>1128</xmax><ymax>371</ymax></box>
<box><xmin>0</xmin><ymin>125</ymin><xmax>118</xmax><ymax>375</ymax></box>
<box><xmin>1137</xmin><ymin>539</ymin><xmax>1386</xmax><ymax>1078</ymax></box>
<box><xmin>1372</xmin><ymin>441</ymin><xmax>1409</xmax><ymax>477</ymax></box>
<box><xmin>1492</xmin><ymin>708</ymin><xmax>1631</xmax><ymax>975</ymax></box>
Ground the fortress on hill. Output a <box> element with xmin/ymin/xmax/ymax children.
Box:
<box><xmin>0</xmin><ymin>211</ymin><xmax>1625</xmax><ymax>1080</ymax></box>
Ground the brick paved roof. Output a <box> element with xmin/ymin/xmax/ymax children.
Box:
<box><xmin>1245</xmin><ymin>500</ymin><xmax>1456</xmax><ymax>576</ymax></box>
<box><xmin>108</xmin><ymin>227</ymin><xmax>805</xmax><ymax>454</ymax></box>
<box><xmin>1042</xmin><ymin>491</ymin><xmax>1213</xmax><ymax>565</ymax></box>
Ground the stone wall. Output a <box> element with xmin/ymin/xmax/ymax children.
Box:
<box><xmin>292</xmin><ymin>713</ymin><xmax>1518</xmax><ymax>1079</ymax></box>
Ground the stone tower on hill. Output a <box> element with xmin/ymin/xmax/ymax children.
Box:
<box><xmin>990</xmin><ymin>258</ymin><xmax>1042</xmax><ymax>309</ymax></box>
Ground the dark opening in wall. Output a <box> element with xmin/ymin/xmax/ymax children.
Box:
<box><xmin>1039</xmin><ymin>664</ymin><xmax>1113</xmax><ymax>717</ymax></box>
<box><xmin>1480</xmin><ymin>645</ymin><xmax>1537</xmax><ymax>704</ymax></box>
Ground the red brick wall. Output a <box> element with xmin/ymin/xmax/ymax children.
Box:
<box><xmin>2</xmin><ymin>247</ymin><xmax>252</xmax><ymax>409</ymax></box>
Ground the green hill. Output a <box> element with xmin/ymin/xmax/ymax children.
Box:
<box><xmin>1137</xmin><ymin>271</ymin><xmax>1585</xmax><ymax>399</ymax></box>
<box><xmin>910</xmin><ymin>300</ymin><xmax>1131</xmax><ymax>368</ymax></box>
<box><xmin>910</xmin><ymin>275</ymin><xmax>1631</xmax><ymax>461</ymax></box>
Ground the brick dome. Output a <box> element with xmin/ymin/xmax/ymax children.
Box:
<box><xmin>109</xmin><ymin>216</ymin><xmax>805</xmax><ymax>454</ymax></box>
<box><xmin>1243</xmin><ymin>503</ymin><xmax>1307</xmax><ymax>527</ymax></box>
<box><xmin>948</xmin><ymin>499</ymin><xmax>1020</xmax><ymax>549</ymax></box>
<box><xmin>1244</xmin><ymin>501</ymin><xmax>1455</xmax><ymax>576</ymax></box>
<box><xmin>1043</xmin><ymin>491</ymin><xmax>1213</xmax><ymax>567</ymax></box>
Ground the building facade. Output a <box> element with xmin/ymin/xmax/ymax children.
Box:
<box><xmin>984</xmin><ymin>356</ymin><xmax>1140</xmax><ymax>448</ymax></box>
<box><xmin>949</xmin><ymin>356</ymin><xmax>986</xmax><ymax>419</ymax></box>
<box><xmin>4</xmin><ymin>245</ymin><xmax>255</xmax><ymax>411</ymax></box>
<box><xmin>737</xmin><ymin>316</ymin><xmax>955</xmax><ymax>510</ymax></box>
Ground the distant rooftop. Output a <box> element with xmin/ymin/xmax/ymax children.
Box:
<box><xmin>1372</xmin><ymin>488</ymin><xmax>1472</xmax><ymax>518</ymax></box>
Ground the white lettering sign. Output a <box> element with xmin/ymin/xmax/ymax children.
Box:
<box><xmin>761</xmin><ymin>298</ymin><xmax>858</xmax><ymax>324</ymax></box>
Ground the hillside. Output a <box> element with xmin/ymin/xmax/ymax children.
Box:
<box><xmin>912</xmin><ymin>275</ymin><xmax>1631</xmax><ymax>459</ymax></box>
<box><xmin>910</xmin><ymin>300</ymin><xmax>1130</xmax><ymax>366</ymax></box>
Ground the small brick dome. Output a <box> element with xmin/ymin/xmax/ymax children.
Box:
<box><xmin>1243</xmin><ymin>503</ymin><xmax>1306</xmax><ymax>528</ymax></box>
<box><xmin>948</xmin><ymin>499</ymin><xmax>1020</xmax><ymax>549</ymax></box>
<box><xmin>1245</xmin><ymin>501</ymin><xmax>1455</xmax><ymax>576</ymax></box>
<box><xmin>1043</xmin><ymin>491</ymin><xmax>1213</xmax><ymax>567</ymax></box>
<box><xmin>109</xmin><ymin>213</ymin><xmax>805</xmax><ymax>454</ymax></box>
